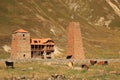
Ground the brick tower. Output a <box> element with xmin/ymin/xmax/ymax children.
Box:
<box><xmin>11</xmin><ymin>29</ymin><xmax>31</xmax><ymax>59</ymax></box>
<box><xmin>66</xmin><ymin>22</ymin><xmax>85</xmax><ymax>60</ymax></box>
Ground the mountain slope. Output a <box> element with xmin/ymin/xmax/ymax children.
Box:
<box><xmin>0</xmin><ymin>0</ymin><xmax>120</xmax><ymax>59</ymax></box>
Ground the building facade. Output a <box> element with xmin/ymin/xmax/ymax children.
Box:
<box><xmin>11</xmin><ymin>29</ymin><xmax>54</xmax><ymax>60</ymax></box>
<box><xmin>31</xmin><ymin>38</ymin><xmax>54</xmax><ymax>59</ymax></box>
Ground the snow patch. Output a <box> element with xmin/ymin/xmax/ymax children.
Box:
<box><xmin>2</xmin><ymin>45</ymin><xmax>11</xmax><ymax>52</ymax></box>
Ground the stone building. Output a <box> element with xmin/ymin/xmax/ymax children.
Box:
<box><xmin>11</xmin><ymin>29</ymin><xmax>54</xmax><ymax>60</ymax></box>
<box><xmin>66</xmin><ymin>22</ymin><xmax>85</xmax><ymax>60</ymax></box>
<box><xmin>31</xmin><ymin>38</ymin><xmax>54</xmax><ymax>59</ymax></box>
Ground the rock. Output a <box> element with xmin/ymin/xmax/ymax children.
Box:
<box><xmin>17</xmin><ymin>76</ymin><xmax>21</xmax><ymax>80</ymax></box>
<box><xmin>11</xmin><ymin>77</ymin><xmax>17</xmax><ymax>80</ymax></box>
<box><xmin>48</xmin><ymin>74</ymin><xmax>66</xmax><ymax>80</ymax></box>
<box><xmin>109</xmin><ymin>71</ymin><xmax>117</xmax><ymax>74</ymax></box>
<box><xmin>28</xmin><ymin>67</ymin><xmax>33</xmax><ymax>70</ymax></box>
<box><xmin>20</xmin><ymin>75</ymin><xmax>26</xmax><ymax>79</ymax></box>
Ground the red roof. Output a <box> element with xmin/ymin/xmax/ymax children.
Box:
<box><xmin>14</xmin><ymin>29</ymin><xmax>28</xmax><ymax>33</ymax></box>
<box><xmin>31</xmin><ymin>38</ymin><xmax>54</xmax><ymax>45</ymax></box>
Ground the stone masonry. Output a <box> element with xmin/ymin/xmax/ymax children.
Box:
<box><xmin>66</xmin><ymin>22</ymin><xmax>85</xmax><ymax>60</ymax></box>
<box><xmin>10</xmin><ymin>29</ymin><xmax>54</xmax><ymax>60</ymax></box>
<box><xmin>11</xmin><ymin>29</ymin><xmax>31</xmax><ymax>60</ymax></box>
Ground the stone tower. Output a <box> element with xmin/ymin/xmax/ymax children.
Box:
<box><xmin>66</xmin><ymin>22</ymin><xmax>85</xmax><ymax>60</ymax></box>
<box><xmin>11</xmin><ymin>29</ymin><xmax>31</xmax><ymax>60</ymax></box>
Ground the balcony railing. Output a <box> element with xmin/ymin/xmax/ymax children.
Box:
<box><xmin>31</xmin><ymin>48</ymin><xmax>54</xmax><ymax>51</ymax></box>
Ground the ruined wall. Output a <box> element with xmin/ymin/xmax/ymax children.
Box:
<box><xmin>11</xmin><ymin>32</ymin><xmax>31</xmax><ymax>59</ymax></box>
<box><xmin>67</xmin><ymin>22</ymin><xmax>85</xmax><ymax>60</ymax></box>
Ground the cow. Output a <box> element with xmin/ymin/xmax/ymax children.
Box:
<box><xmin>90</xmin><ymin>60</ymin><xmax>97</xmax><ymax>65</ymax></box>
<box><xmin>68</xmin><ymin>61</ymin><xmax>74</xmax><ymax>69</ymax></box>
<box><xmin>81</xmin><ymin>64</ymin><xmax>89</xmax><ymax>70</ymax></box>
<box><xmin>5</xmin><ymin>61</ymin><xmax>14</xmax><ymax>69</ymax></box>
<box><xmin>66</xmin><ymin>55</ymin><xmax>72</xmax><ymax>59</ymax></box>
<box><xmin>97</xmin><ymin>61</ymin><xmax>108</xmax><ymax>65</ymax></box>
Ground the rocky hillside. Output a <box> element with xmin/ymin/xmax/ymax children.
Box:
<box><xmin>0</xmin><ymin>0</ymin><xmax>120</xmax><ymax>59</ymax></box>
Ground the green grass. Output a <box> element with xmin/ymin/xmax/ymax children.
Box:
<box><xmin>0</xmin><ymin>61</ymin><xmax>120</xmax><ymax>80</ymax></box>
<box><xmin>0</xmin><ymin>52</ymin><xmax>10</xmax><ymax>59</ymax></box>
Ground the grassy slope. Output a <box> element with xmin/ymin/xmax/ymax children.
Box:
<box><xmin>0</xmin><ymin>0</ymin><xmax>120</xmax><ymax>59</ymax></box>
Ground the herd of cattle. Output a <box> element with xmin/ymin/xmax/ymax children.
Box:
<box><xmin>68</xmin><ymin>60</ymin><xmax>108</xmax><ymax>70</ymax></box>
<box><xmin>81</xmin><ymin>60</ymin><xmax>108</xmax><ymax>70</ymax></box>
<box><xmin>5</xmin><ymin>60</ymin><xmax>108</xmax><ymax>70</ymax></box>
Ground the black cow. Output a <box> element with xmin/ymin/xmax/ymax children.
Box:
<box><xmin>5</xmin><ymin>61</ymin><xmax>14</xmax><ymax>69</ymax></box>
<box><xmin>81</xmin><ymin>64</ymin><xmax>89</xmax><ymax>70</ymax></box>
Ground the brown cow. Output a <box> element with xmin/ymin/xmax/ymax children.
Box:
<box><xmin>97</xmin><ymin>61</ymin><xmax>108</xmax><ymax>65</ymax></box>
<box><xmin>81</xmin><ymin>64</ymin><xmax>89</xmax><ymax>70</ymax></box>
<box><xmin>90</xmin><ymin>60</ymin><xmax>97</xmax><ymax>65</ymax></box>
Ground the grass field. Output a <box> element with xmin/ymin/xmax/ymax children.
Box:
<box><xmin>0</xmin><ymin>60</ymin><xmax>120</xmax><ymax>80</ymax></box>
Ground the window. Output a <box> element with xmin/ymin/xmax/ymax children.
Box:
<box><xmin>42</xmin><ymin>45</ymin><xmax>44</xmax><ymax>48</ymax></box>
<box><xmin>23</xmin><ymin>54</ymin><xmax>25</xmax><ymax>57</ymax></box>
<box><xmin>31</xmin><ymin>45</ymin><xmax>34</xmax><ymax>48</ymax></box>
<box><xmin>23</xmin><ymin>34</ymin><xmax>25</xmax><ymax>37</ymax></box>
<box><xmin>34</xmin><ymin>40</ymin><xmax>37</xmax><ymax>43</ymax></box>
<box><xmin>35</xmin><ymin>45</ymin><xmax>37</xmax><ymax>48</ymax></box>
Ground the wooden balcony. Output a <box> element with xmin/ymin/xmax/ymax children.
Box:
<box><xmin>31</xmin><ymin>48</ymin><xmax>54</xmax><ymax>52</ymax></box>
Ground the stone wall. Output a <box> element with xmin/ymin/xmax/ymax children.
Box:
<box><xmin>67</xmin><ymin>22</ymin><xmax>85</xmax><ymax>60</ymax></box>
<box><xmin>11</xmin><ymin>32</ymin><xmax>31</xmax><ymax>59</ymax></box>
